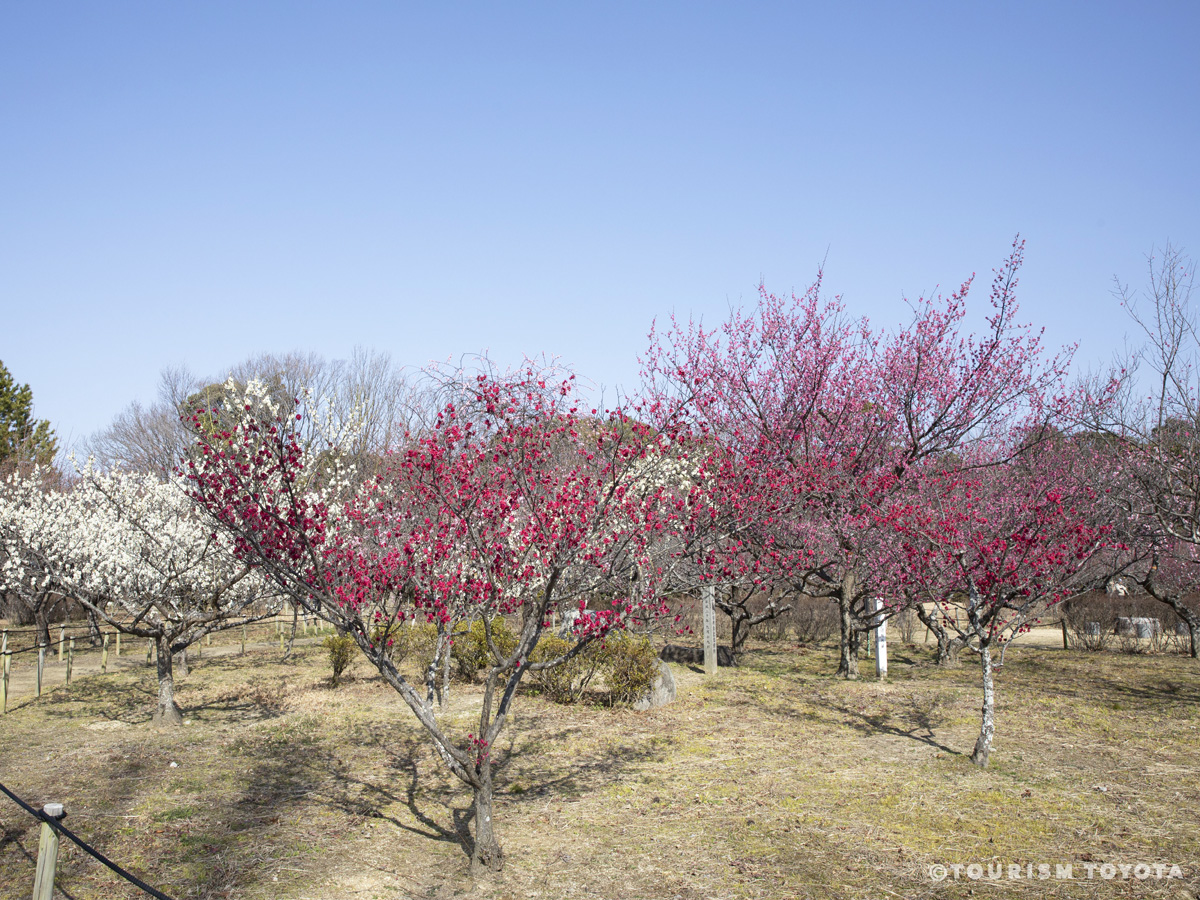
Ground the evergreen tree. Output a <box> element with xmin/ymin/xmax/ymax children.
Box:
<box><xmin>0</xmin><ymin>360</ymin><xmax>58</xmax><ymax>467</ymax></box>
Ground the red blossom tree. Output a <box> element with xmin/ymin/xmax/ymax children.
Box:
<box><xmin>875</xmin><ymin>440</ymin><xmax>1108</xmax><ymax>766</ymax></box>
<box><xmin>183</xmin><ymin>364</ymin><xmax>688</xmax><ymax>872</ymax></box>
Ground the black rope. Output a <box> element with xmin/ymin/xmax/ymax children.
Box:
<box><xmin>0</xmin><ymin>781</ymin><xmax>177</xmax><ymax>900</ymax></box>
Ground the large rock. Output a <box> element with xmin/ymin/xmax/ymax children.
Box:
<box><xmin>633</xmin><ymin>660</ymin><xmax>676</xmax><ymax>711</ymax></box>
<box><xmin>659</xmin><ymin>643</ymin><xmax>735</xmax><ymax>667</ymax></box>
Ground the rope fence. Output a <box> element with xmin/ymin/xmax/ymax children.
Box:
<box><xmin>0</xmin><ymin>780</ymin><xmax>177</xmax><ymax>900</ymax></box>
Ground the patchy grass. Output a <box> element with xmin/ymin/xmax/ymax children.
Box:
<box><xmin>1</xmin><ymin>637</ymin><xmax>1198</xmax><ymax>899</ymax></box>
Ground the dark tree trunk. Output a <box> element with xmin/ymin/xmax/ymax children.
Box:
<box><xmin>916</xmin><ymin>604</ymin><xmax>962</xmax><ymax>666</ymax></box>
<box><xmin>33</xmin><ymin>605</ymin><xmax>52</xmax><ymax>651</ymax></box>
<box><xmin>835</xmin><ymin>572</ymin><xmax>859</xmax><ymax>679</ymax></box>
<box><xmin>154</xmin><ymin>634</ymin><xmax>183</xmax><ymax>726</ymax></box>
<box><xmin>87</xmin><ymin>609</ymin><xmax>103</xmax><ymax>648</ymax></box>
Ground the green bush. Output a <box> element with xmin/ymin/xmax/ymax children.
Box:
<box><xmin>371</xmin><ymin>620</ymin><xmax>438</xmax><ymax>665</ymax></box>
<box><xmin>451</xmin><ymin>616</ymin><xmax>519</xmax><ymax>681</ymax></box>
<box><xmin>601</xmin><ymin>632</ymin><xmax>659</xmax><ymax>706</ymax></box>
<box><xmin>322</xmin><ymin>634</ymin><xmax>356</xmax><ymax>686</ymax></box>
<box><xmin>527</xmin><ymin>634</ymin><xmax>602</xmax><ymax>703</ymax></box>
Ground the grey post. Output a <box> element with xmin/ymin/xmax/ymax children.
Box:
<box><xmin>146</xmin><ymin>639</ymin><xmax>153</xmax><ymax>665</ymax></box>
<box><xmin>66</xmin><ymin>638</ymin><xmax>74</xmax><ymax>685</ymax></box>
<box><xmin>115</xmin><ymin>630</ymin><xmax>121</xmax><ymax>657</ymax></box>
<box><xmin>873</xmin><ymin>597</ymin><xmax>887</xmax><ymax>679</ymax></box>
<box><xmin>101</xmin><ymin>633</ymin><xmax>110</xmax><ymax>674</ymax></box>
<box><xmin>702</xmin><ymin>584</ymin><xmax>717</xmax><ymax>676</ymax></box>
<box><xmin>241</xmin><ymin>623</ymin><xmax>247</xmax><ymax>655</ymax></box>
<box><xmin>2</xmin><ymin>650</ymin><xmax>9</xmax><ymax>713</ymax></box>
<box><xmin>32</xmin><ymin>802</ymin><xmax>65</xmax><ymax>900</ymax></box>
<box><xmin>58</xmin><ymin>626</ymin><xmax>65</xmax><ymax>662</ymax></box>
<box><xmin>37</xmin><ymin>645</ymin><xmax>45</xmax><ymax>698</ymax></box>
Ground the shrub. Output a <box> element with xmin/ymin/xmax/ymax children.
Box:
<box><xmin>601</xmin><ymin>632</ymin><xmax>659</xmax><ymax>707</ymax></box>
<box><xmin>322</xmin><ymin>634</ymin><xmax>356</xmax><ymax>686</ymax></box>
<box><xmin>371</xmin><ymin>619</ymin><xmax>438</xmax><ymax>665</ymax></box>
<box><xmin>527</xmin><ymin>634</ymin><xmax>602</xmax><ymax>703</ymax></box>
<box><xmin>451</xmin><ymin>616</ymin><xmax>519</xmax><ymax>681</ymax></box>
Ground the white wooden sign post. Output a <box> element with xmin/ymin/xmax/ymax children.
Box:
<box><xmin>872</xmin><ymin>597</ymin><xmax>888</xmax><ymax>679</ymax></box>
<box><xmin>702</xmin><ymin>584</ymin><xmax>718</xmax><ymax>675</ymax></box>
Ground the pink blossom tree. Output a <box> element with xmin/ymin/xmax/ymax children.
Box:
<box><xmin>643</xmin><ymin>239</ymin><xmax>1072</xmax><ymax>676</ymax></box>
<box><xmin>183</xmin><ymin>363</ymin><xmax>688</xmax><ymax>872</ymax></box>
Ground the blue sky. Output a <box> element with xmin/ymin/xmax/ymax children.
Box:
<box><xmin>2</xmin><ymin>2</ymin><xmax>1197</xmax><ymax>448</ymax></box>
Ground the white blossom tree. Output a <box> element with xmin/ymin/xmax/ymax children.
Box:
<box><xmin>1</xmin><ymin>464</ymin><xmax>277</xmax><ymax>723</ymax></box>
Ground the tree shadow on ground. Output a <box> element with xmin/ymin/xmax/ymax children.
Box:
<box><xmin>804</xmin><ymin>694</ymin><xmax>961</xmax><ymax>755</ymax></box>
<box><xmin>147</xmin><ymin>708</ymin><xmax>674</xmax><ymax>895</ymax></box>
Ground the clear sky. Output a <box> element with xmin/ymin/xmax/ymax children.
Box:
<box><xmin>2</xmin><ymin>1</ymin><xmax>1197</xmax><ymax>449</ymax></box>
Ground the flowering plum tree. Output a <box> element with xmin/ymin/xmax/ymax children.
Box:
<box><xmin>643</xmin><ymin>239</ymin><xmax>1073</xmax><ymax>676</ymax></box>
<box><xmin>0</xmin><ymin>464</ymin><xmax>274</xmax><ymax>723</ymax></box>
<box><xmin>0</xmin><ymin>468</ymin><xmax>79</xmax><ymax>646</ymax></box>
<box><xmin>876</xmin><ymin>441</ymin><xmax>1107</xmax><ymax>766</ymax></box>
<box><xmin>183</xmin><ymin>364</ymin><xmax>689</xmax><ymax>872</ymax></box>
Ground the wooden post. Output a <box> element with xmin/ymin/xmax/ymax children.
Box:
<box><xmin>32</xmin><ymin>802</ymin><xmax>64</xmax><ymax>900</ymax></box>
<box><xmin>702</xmin><ymin>584</ymin><xmax>717</xmax><ymax>676</ymax></box>
<box><xmin>116</xmin><ymin>631</ymin><xmax>121</xmax><ymax>656</ymax></box>
<box><xmin>66</xmin><ymin>639</ymin><xmax>75</xmax><ymax>685</ymax></box>
<box><xmin>1061</xmin><ymin>619</ymin><xmax>1069</xmax><ymax>650</ymax></box>
<box><xmin>147</xmin><ymin>639</ymin><xmax>154</xmax><ymax>665</ymax></box>
<box><xmin>101</xmin><ymin>634</ymin><xmax>110</xmax><ymax>674</ymax></box>
<box><xmin>873</xmin><ymin>597</ymin><xmax>888</xmax><ymax>679</ymax></box>
<box><xmin>207</xmin><ymin>633</ymin><xmax>212</xmax><ymax>646</ymax></box>
<box><xmin>37</xmin><ymin>646</ymin><xmax>45</xmax><ymax>698</ymax></box>
<box><xmin>58</xmin><ymin>626</ymin><xmax>65</xmax><ymax>662</ymax></box>
<box><xmin>2</xmin><ymin>650</ymin><xmax>9</xmax><ymax>713</ymax></box>
<box><xmin>241</xmin><ymin>623</ymin><xmax>247</xmax><ymax>655</ymax></box>
<box><xmin>1</xmin><ymin>629</ymin><xmax>6</xmax><ymax>656</ymax></box>
<box><xmin>279</xmin><ymin>631</ymin><xmax>285</xmax><ymax>653</ymax></box>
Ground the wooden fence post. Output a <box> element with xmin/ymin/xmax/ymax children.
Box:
<box><xmin>116</xmin><ymin>631</ymin><xmax>121</xmax><ymax>657</ymax></box>
<box><xmin>241</xmin><ymin>624</ymin><xmax>247</xmax><ymax>656</ymax></box>
<box><xmin>102</xmin><ymin>633</ymin><xmax>110</xmax><ymax>674</ymax></box>
<box><xmin>58</xmin><ymin>626</ymin><xmax>65</xmax><ymax>662</ymax></box>
<box><xmin>1061</xmin><ymin>619</ymin><xmax>1069</xmax><ymax>650</ymax></box>
<box><xmin>2</xmin><ymin>650</ymin><xmax>9</xmax><ymax>713</ymax></box>
<box><xmin>32</xmin><ymin>802</ymin><xmax>64</xmax><ymax>900</ymax></box>
<box><xmin>146</xmin><ymin>639</ymin><xmax>153</xmax><ymax>665</ymax></box>
<box><xmin>37</xmin><ymin>646</ymin><xmax>45</xmax><ymax>698</ymax></box>
<box><xmin>66</xmin><ymin>639</ymin><xmax>75</xmax><ymax>685</ymax></box>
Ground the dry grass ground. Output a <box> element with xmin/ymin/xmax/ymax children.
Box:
<box><xmin>1</xmin><ymin>632</ymin><xmax>1198</xmax><ymax>900</ymax></box>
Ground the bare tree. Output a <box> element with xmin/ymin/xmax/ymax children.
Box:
<box><xmin>1086</xmin><ymin>243</ymin><xmax>1200</xmax><ymax>656</ymax></box>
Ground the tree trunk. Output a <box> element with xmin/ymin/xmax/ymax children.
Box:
<box><xmin>469</xmin><ymin>764</ymin><xmax>503</xmax><ymax>874</ymax></box>
<box><xmin>285</xmin><ymin>603</ymin><xmax>299</xmax><ymax>658</ymax></box>
<box><xmin>154</xmin><ymin>635</ymin><xmax>183</xmax><ymax>726</ymax></box>
<box><xmin>835</xmin><ymin>572</ymin><xmax>859</xmax><ymax>679</ymax></box>
<box><xmin>33</xmin><ymin>607</ymin><xmax>51</xmax><ymax>651</ymax></box>
<box><xmin>917</xmin><ymin>604</ymin><xmax>960</xmax><ymax>666</ymax></box>
<box><xmin>440</xmin><ymin>645</ymin><xmax>453</xmax><ymax>711</ymax></box>
<box><xmin>970</xmin><ymin>644</ymin><xmax>995</xmax><ymax>767</ymax></box>
<box><xmin>86</xmin><ymin>609</ymin><xmax>103</xmax><ymax>647</ymax></box>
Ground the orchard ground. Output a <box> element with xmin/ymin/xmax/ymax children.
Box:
<box><xmin>0</xmin><ymin>625</ymin><xmax>1197</xmax><ymax>900</ymax></box>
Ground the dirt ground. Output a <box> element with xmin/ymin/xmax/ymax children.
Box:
<box><xmin>1</xmin><ymin>627</ymin><xmax>1198</xmax><ymax>900</ymax></box>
